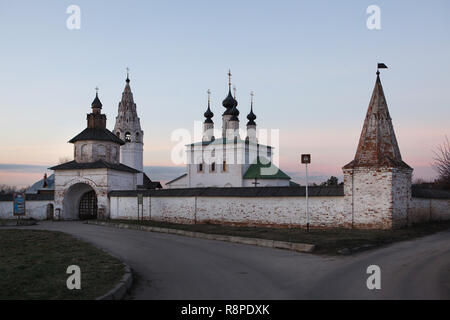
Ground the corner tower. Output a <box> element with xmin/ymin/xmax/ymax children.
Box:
<box><xmin>343</xmin><ymin>66</ymin><xmax>413</xmax><ymax>229</ymax></box>
<box><xmin>113</xmin><ymin>71</ymin><xmax>144</xmax><ymax>183</ymax></box>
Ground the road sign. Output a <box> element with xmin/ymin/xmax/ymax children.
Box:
<box><xmin>301</xmin><ymin>154</ymin><xmax>311</xmax><ymax>164</ymax></box>
<box><xmin>13</xmin><ymin>193</ymin><xmax>26</xmax><ymax>216</ymax></box>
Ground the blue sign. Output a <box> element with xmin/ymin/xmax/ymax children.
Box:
<box><xmin>13</xmin><ymin>193</ymin><xmax>26</xmax><ymax>216</ymax></box>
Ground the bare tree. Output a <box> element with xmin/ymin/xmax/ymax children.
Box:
<box><xmin>0</xmin><ymin>185</ymin><xmax>29</xmax><ymax>195</ymax></box>
<box><xmin>433</xmin><ymin>136</ymin><xmax>450</xmax><ymax>188</ymax></box>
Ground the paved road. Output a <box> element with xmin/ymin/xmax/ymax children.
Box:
<box><xmin>20</xmin><ymin>221</ymin><xmax>450</xmax><ymax>299</ymax></box>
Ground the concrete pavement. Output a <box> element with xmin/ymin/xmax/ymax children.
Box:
<box><xmin>19</xmin><ymin>221</ymin><xmax>450</xmax><ymax>299</ymax></box>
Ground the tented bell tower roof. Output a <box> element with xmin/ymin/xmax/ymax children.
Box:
<box><xmin>343</xmin><ymin>71</ymin><xmax>411</xmax><ymax>170</ymax></box>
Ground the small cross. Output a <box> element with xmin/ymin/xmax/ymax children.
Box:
<box><xmin>233</xmin><ymin>86</ymin><xmax>237</xmax><ymax>98</ymax></box>
<box><xmin>95</xmin><ymin>86</ymin><xmax>99</xmax><ymax>94</ymax></box>
<box><xmin>207</xmin><ymin>89</ymin><xmax>211</xmax><ymax>103</ymax></box>
<box><xmin>252</xmin><ymin>178</ymin><xmax>260</xmax><ymax>187</ymax></box>
<box><xmin>228</xmin><ymin>69</ymin><xmax>232</xmax><ymax>86</ymax></box>
<box><xmin>126</xmin><ymin>67</ymin><xmax>130</xmax><ymax>76</ymax></box>
<box><xmin>250</xmin><ymin>91</ymin><xmax>254</xmax><ymax>104</ymax></box>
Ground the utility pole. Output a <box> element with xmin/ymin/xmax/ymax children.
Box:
<box><xmin>301</xmin><ymin>154</ymin><xmax>311</xmax><ymax>232</ymax></box>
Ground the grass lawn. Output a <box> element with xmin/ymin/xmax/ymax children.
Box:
<box><xmin>109</xmin><ymin>219</ymin><xmax>450</xmax><ymax>255</ymax></box>
<box><xmin>0</xmin><ymin>229</ymin><xmax>125</xmax><ymax>300</ymax></box>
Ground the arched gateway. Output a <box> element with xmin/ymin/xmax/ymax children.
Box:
<box><xmin>62</xmin><ymin>183</ymin><xmax>98</xmax><ymax>220</ymax></box>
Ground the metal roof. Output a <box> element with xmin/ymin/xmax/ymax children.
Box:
<box><xmin>109</xmin><ymin>186</ymin><xmax>345</xmax><ymax>198</ymax></box>
<box><xmin>69</xmin><ymin>128</ymin><xmax>125</xmax><ymax>145</ymax></box>
<box><xmin>50</xmin><ymin>160</ymin><xmax>140</xmax><ymax>173</ymax></box>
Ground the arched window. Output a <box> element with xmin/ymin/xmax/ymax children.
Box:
<box><xmin>125</xmin><ymin>132</ymin><xmax>131</xmax><ymax>142</ymax></box>
<box><xmin>210</xmin><ymin>162</ymin><xmax>216</xmax><ymax>172</ymax></box>
<box><xmin>135</xmin><ymin>132</ymin><xmax>140</xmax><ymax>142</ymax></box>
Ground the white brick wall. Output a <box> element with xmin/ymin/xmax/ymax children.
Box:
<box><xmin>0</xmin><ymin>200</ymin><xmax>53</xmax><ymax>220</ymax></box>
<box><xmin>110</xmin><ymin>195</ymin><xmax>347</xmax><ymax>228</ymax></box>
<box><xmin>409</xmin><ymin>198</ymin><xmax>450</xmax><ymax>223</ymax></box>
<box><xmin>344</xmin><ymin>168</ymin><xmax>394</xmax><ymax>229</ymax></box>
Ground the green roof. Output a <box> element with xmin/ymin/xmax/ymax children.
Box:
<box><xmin>243</xmin><ymin>158</ymin><xmax>291</xmax><ymax>180</ymax></box>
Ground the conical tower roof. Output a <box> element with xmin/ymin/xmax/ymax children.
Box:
<box><xmin>343</xmin><ymin>72</ymin><xmax>411</xmax><ymax>169</ymax></box>
<box><xmin>113</xmin><ymin>73</ymin><xmax>142</xmax><ymax>133</ymax></box>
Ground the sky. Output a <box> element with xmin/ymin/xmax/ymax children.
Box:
<box><xmin>0</xmin><ymin>0</ymin><xmax>449</xmax><ymax>187</ymax></box>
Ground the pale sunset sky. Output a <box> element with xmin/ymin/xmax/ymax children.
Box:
<box><xmin>0</xmin><ymin>0</ymin><xmax>449</xmax><ymax>187</ymax></box>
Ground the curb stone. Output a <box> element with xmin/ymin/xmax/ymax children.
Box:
<box><xmin>86</xmin><ymin>221</ymin><xmax>315</xmax><ymax>253</ymax></box>
<box><xmin>96</xmin><ymin>264</ymin><xmax>133</xmax><ymax>300</ymax></box>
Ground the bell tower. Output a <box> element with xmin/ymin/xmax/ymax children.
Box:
<box><xmin>113</xmin><ymin>69</ymin><xmax>144</xmax><ymax>184</ymax></box>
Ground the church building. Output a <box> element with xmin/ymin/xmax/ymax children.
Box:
<box><xmin>49</xmin><ymin>74</ymin><xmax>160</xmax><ymax>220</ymax></box>
<box><xmin>166</xmin><ymin>71</ymin><xmax>293</xmax><ymax>188</ymax></box>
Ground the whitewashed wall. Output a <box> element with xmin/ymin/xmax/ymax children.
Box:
<box><xmin>409</xmin><ymin>198</ymin><xmax>450</xmax><ymax>224</ymax></box>
<box><xmin>0</xmin><ymin>200</ymin><xmax>53</xmax><ymax>220</ymax></box>
<box><xmin>110</xmin><ymin>195</ymin><xmax>347</xmax><ymax>228</ymax></box>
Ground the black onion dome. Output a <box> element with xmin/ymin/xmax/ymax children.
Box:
<box><xmin>222</xmin><ymin>90</ymin><xmax>235</xmax><ymax>108</ymax></box>
<box><xmin>222</xmin><ymin>89</ymin><xmax>238</xmax><ymax>115</ymax></box>
<box><xmin>230</xmin><ymin>104</ymin><xmax>239</xmax><ymax>116</ymax></box>
<box><xmin>229</xmin><ymin>104</ymin><xmax>240</xmax><ymax>121</ymax></box>
<box><xmin>247</xmin><ymin>107</ymin><xmax>256</xmax><ymax>126</ymax></box>
<box><xmin>204</xmin><ymin>105</ymin><xmax>214</xmax><ymax>124</ymax></box>
<box><xmin>91</xmin><ymin>93</ymin><xmax>103</xmax><ymax>109</ymax></box>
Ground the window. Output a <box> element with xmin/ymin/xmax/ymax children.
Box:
<box><xmin>198</xmin><ymin>163</ymin><xmax>203</xmax><ymax>172</ymax></box>
<box><xmin>81</xmin><ymin>144</ymin><xmax>88</xmax><ymax>157</ymax></box>
<box><xmin>125</xmin><ymin>132</ymin><xmax>131</xmax><ymax>142</ymax></box>
<box><xmin>136</xmin><ymin>132</ymin><xmax>140</xmax><ymax>142</ymax></box>
<box><xmin>116</xmin><ymin>131</ymin><xmax>120</xmax><ymax>137</ymax></box>
<box><xmin>222</xmin><ymin>161</ymin><xmax>227</xmax><ymax>172</ymax></box>
<box><xmin>211</xmin><ymin>162</ymin><xmax>216</xmax><ymax>172</ymax></box>
<box><xmin>98</xmin><ymin>145</ymin><xmax>106</xmax><ymax>157</ymax></box>
<box><xmin>111</xmin><ymin>146</ymin><xmax>117</xmax><ymax>161</ymax></box>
